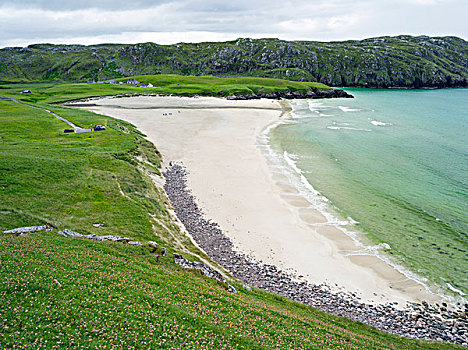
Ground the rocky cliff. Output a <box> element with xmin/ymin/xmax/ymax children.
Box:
<box><xmin>1</xmin><ymin>35</ymin><xmax>466</xmax><ymax>88</ymax></box>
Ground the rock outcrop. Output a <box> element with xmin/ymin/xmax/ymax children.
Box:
<box><xmin>173</xmin><ymin>253</ymin><xmax>226</xmax><ymax>284</ymax></box>
<box><xmin>1</xmin><ymin>35</ymin><xmax>466</xmax><ymax>88</ymax></box>
<box><xmin>226</xmin><ymin>88</ymin><xmax>352</xmax><ymax>100</ymax></box>
<box><xmin>3</xmin><ymin>225</ymin><xmax>49</xmax><ymax>235</ymax></box>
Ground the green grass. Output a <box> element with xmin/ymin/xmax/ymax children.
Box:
<box><xmin>0</xmin><ymin>82</ymin><xmax>462</xmax><ymax>349</ymax></box>
<box><xmin>0</xmin><ymin>74</ymin><xmax>330</xmax><ymax>104</ymax></box>
<box><xmin>0</xmin><ymin>98</ymin><xmax>199</xmax><ymax>256</ymax></box>
<box><xmin>0</xmin><ymin>232</ymin><xmax>460</xmax><ymax>349</ymax></box>
<box><xmin>117</xmin><ymin>74</ymin><xmax>330</xmax><ymax>96</ymax></box>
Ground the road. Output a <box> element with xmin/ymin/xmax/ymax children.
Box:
<box><xmin>0</xmin><ymin>96</ymin><xmax>93</xmax><ymax>133</ymax></box>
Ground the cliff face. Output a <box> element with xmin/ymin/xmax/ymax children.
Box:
<box><xmin>1</xmin><ymin>35</ymin><xmax>467</xmax><ymax>88</ymax></box>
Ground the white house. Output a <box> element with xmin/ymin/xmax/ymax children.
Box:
<box><xmin>140</xmin><ymin>83</ymin><xmax>154</xmax><ymax>88</ymax></box>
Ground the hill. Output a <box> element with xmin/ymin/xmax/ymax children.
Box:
<box><xmin>0</xmin><ymin>35</ymin><xmax>467</xmax><ymax>88</ymax></box>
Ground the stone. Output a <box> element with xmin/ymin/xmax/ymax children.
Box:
<box><xmin>173</xmin><ymin>253</ymin><xmax>226</xmax><ymax>284</ymax></box>
<box><xmin>63</xmin><ymin>229</ymin><xmax>83</xmax><ymax>238</ymax></box>
<box><xmin>3</xmin><ymin>225</ymin><xmax>49</xmax><ymax>235</ymax></box>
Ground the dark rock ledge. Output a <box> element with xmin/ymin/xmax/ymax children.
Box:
<box><xmin>163</xmin><ymin>163</ymin><xmax>467</xmax><ymax>346</ymax></box>
<box><xmin>226</xmin><ymin>88</ymin><xmax>353</xmax><ymax>100</ymax></box>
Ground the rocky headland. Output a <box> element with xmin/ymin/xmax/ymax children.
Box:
<box><xmin>225</xmin><ymin>88</ymin><xmax>352</xmax><ymax>100</ymax></box>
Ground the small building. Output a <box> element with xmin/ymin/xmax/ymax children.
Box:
<box><xmin>96</xmin><ymin>81</ymin><xmax>106</xmax><ymax>84</ymax></box>
<box><xmin>20</xmin><ymin>90</ymin><xmax>31</xmax><ymax>94</ymax></box>
<box><xmin>86</xmin><ymin>80</ymin><xmax>95</xmax><ymax>84</ymax></box>
<box><xmin>107</xmin><ymin>80</ymin><xmax>117</xmax><ymax>84</ymax></box>
<box><xmin>140</xmin><ymin>83</ymin><xmax>154</xmax><ymax>88</ymax></box>
<box><xmin>126</xmin><ymin>78</ymin><xmax>140</xmax><ymax>85</ymax></box>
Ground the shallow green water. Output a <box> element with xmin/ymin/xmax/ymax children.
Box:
<box><xmin>270</xmin><ymin>88</ymin><xmax>468</xmax><ymax>296</ymax></box>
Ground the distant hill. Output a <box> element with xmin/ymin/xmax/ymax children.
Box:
<box><xmin>1</xmin><ymin>35</ymin><xmax>467</xmax><ymax>88</ymax></box>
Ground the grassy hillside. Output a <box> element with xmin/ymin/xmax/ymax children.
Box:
<box><xmin>0</xmin><ymin>88</ymin><xmax>461</xmax><ymax>349</ymax></box>
<box><xmin>0</xmin><ymin>74</ymin><xmax>332</xmax><ymax>104</ymax></box>
<box><xmin>0</xmin><ymin>35</ymin><xmax>467</xmax><ymax>88</ymax></box>
<box><xmin>2</xmin><ymin>231</ymin><xmax>461</xmax><ymax>349</ymax></box>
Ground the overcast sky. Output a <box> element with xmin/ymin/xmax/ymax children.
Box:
<box><xmin>1</xmin><ymin>0</ymin><xmax>466</xmax><ymax>48</ymax></box>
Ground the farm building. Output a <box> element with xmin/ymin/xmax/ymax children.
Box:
<box><xmin>126</xmin><ymin>78</ymin><xmax>140</xmax><ymax>85</ymax></box>
<box><xmin>140</xmin><ymin>83</ymin><xmax>154</xmax><ymax>88</ymax></box>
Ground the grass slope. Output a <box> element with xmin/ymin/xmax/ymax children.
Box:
<box><xmin>1</xmin><ymin>231</ymin><xmax>460</xmax><ymax>350</ymax></box>
<box><xmin>0</xmin><ymin>86</ymin><xmax>461</xmax><ymax>349</ymax></box>
<box><xmin>0</xmin><ymin>74</ymin><xmax>330</xmax><ymax>105</ymax></box>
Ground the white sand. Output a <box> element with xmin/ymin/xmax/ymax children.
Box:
<box><xmin>87</xmin><ymin>95</ymin><xmax>439</xmax><ymax>307</ymax></box>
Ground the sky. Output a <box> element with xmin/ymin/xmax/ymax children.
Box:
<box><xmin>0</xmin><ymin>0</ymin><xmax>466</xmax><ymax>48</ymax></box>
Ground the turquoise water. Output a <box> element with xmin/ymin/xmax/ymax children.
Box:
<box><xmin>270</xmin><ymin>88</ymin><xmax>468</xmax><ymax>296</ymax></box>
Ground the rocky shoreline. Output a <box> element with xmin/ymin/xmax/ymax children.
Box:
<box><xmin>163</xmin><ymin>164</ymin><xmax>467</xmax><ymax>346</ymax></box>
<box><xmin>225</xmin><ymin>88</ymin><xmax>353</xmax><ymax>100</ymax></box>
<box><xmin>62</xmin><ymin>87</ymin><xmax>352</xmax><ymax>107</ymax></box>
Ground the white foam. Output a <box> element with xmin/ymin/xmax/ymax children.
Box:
<box><xmin>289</xmin><ymin>110</ymin><xmax>312</xmax><ymax>120</ymax></box>
<box><xmin>369</xmin><ymin>242</ymin><xmax>391</xmax><ymax>251</ymax></box>
<box><xmin>338</xmin><ymin>106</ymin><xmax>361</xmax><ymax>112</ymax></box>
<box><xmin>332</xmin><ymin>121</ymin><xmax>351</xmax><ymax>126</ymax></box>
<box><xmin>308</xmin><ymin>100</ymin><xmax>323</xmax><ymax>112</ymax></box>
<box><xmin>283</xmin><ymin>151</ymin><xmax>303</xmax><ymax>175</ymax></box>
<box><xmin>446</xmin><ymin>283</ymin><xmax>466</xmax><ymax>296</ymax></box>
<box><xmin>327</xmin><ymin>126</ymin><xmax>372</xmax><ymax>132</ymax></box>
<box><xmin>290</xmin><ymin>101</ymin><xmax>334</xmax><ymax>119</ymax></box>
<box><xmin>371</xmin><ymin>120</ymin><xmax>392</xmax><ymax>126</ymax></box>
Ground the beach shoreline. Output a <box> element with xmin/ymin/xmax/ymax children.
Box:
<box><xmin>79</xmin><ymin>95</ymin><xmax>468</xmax><ymax>344</ymax></box>
<box><xmin>84</xmin><ymin>95</ymin><xmax>442</xmax><ymax>307</ymax></box>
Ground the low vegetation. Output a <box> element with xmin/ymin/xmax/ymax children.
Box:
<box><xmin>0</xmin><ymin>84</ymin><xmax>462</xmax><ymax>348</ymax></box>
<box><xmin>1</xmin><ymin>35</ymin><xmax>466</xmax><ymax>88</ymax></box>
<box><xmin>0</xmin><ymin>74</ymin><xmax>330</xmax><ymax>104</ymax></box>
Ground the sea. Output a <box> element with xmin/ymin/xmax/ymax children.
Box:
<box><xmin>263</xmin><ymin>88</ymin><xmax>468</xmax><ymax>300</ymax></box>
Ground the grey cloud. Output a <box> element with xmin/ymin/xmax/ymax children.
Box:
<box><xmin>0</xmin><ymin>0</ymin><xmax>466</xmax><ymax>48</ymax></box>
<box><xmin>0</xmin><ymin>0</ymin><xmax>175</xmax><ymax>11</ymax></box>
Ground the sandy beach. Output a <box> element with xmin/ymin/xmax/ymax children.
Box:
<box><xmin>87</xmin><ymin>95</ymin><xmax>439</xmax><ymax>307</ymax></box>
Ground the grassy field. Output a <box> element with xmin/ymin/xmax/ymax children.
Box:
<box><xmin>0</xmin><ymin>81</ymin><xmax>462</xmax><ymax>349</ymax></box>
<box><xmin>0</xmin><ymin>74</ymin><xmax>330</xmax><ymax>105</ymax></box>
